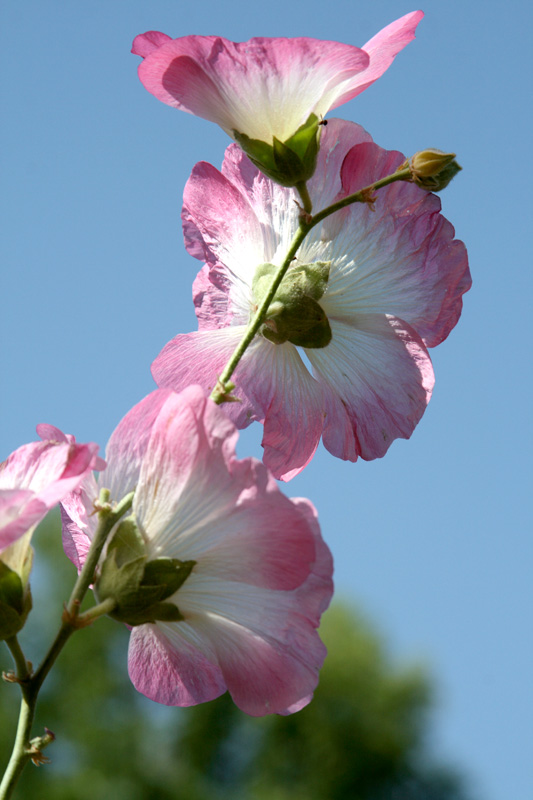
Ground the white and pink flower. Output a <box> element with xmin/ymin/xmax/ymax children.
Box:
<box><xmin>132</xmin><ymin>12</ymin><xmax>423</xmax><ymax>147</ymax></box>
<box><xmin>0</xmin><ymin>425</ymin><xmax>104</xmax><ymax>553</ymax></box>
<box><xmin>61</xmin><ymin>387</ymin><xmax>333</xmax><ymax>716</ymax></box>
<box><xmin>151</xmin><ymin>119</ymin><xmax>471</xmax><ymax>481</ymax></box>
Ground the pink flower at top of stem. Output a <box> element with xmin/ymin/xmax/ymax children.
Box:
<box><xmin>132</xmin><ymin>12</ymin><xmax>423</xmax><ymax>148</ymax></box>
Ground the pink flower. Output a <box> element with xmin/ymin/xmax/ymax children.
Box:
<box><xmin>0</xmin><ymin>425</ymin><xmax>104</xmax><ymax>553</ymax></box>
<box><xmin>61</xmin><ymin>387</ymin><xmax>333</xmax><ymax>716</ymax></box>
<box><xmin>132</xmin><ymin>13</ymin><xmax>423</xmax><ymax>184</ymax></box>
<box><xmin>151</xmin><ymin>119</ymin><xmax>471</xmax><ymax>481</ymax></box>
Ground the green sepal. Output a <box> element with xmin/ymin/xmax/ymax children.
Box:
<box><xmin>106</xmin><ymin>515</ymin><xmax>147</xmax><ymax>567</ymax></box>
<box><xmin>262</xmin><ymin>295</ymin><xmax>332</xmax><ymax>348</ymax></box>
<box><xmin>96</xmin><ymin>517</ymin><xmax>196</xmax><ymax>627</ymax></box>
<box><xmin>416</xmin><ymin>159</ymin><xmax>462</xmax><ymax>191</ymax></box>
<box><xmin>0</xmin><ymin>562</ymin><xmax>32</xmax><ymax>640</ymax></box>
<box><xmin>253</xmin><ymin>261</ymin><xmax>332</xmax><ymax>348</ymax></box>
<box><xmin>233</xmin><ymin>113</ymin><xmax>321</xmax><ymax>188</ymax></box>
<box><xmin>142</xmin><ymin>558</ymin><xmax>196</xmax><ymax>601</ymax></box>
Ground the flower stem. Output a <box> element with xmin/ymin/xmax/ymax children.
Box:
<box><xmin>0</xmin><ymin>689</ymin><xmax>34</xmax><ymax>800</ymax></box>
<box><xmin>0</xmin><ymin>490</ymin><xmax>134</xmax><ymax>800</ymax></box>
<box><xmin>295</xmin><ymin>181</ymin><xmax>312</xmax><ymax>214</ymax></box>
<box><xmin>210</xmin><ymin>221</ymin><xmax>311</xmax><ymax>404</ymax></box>
<box><xmin>4</xmin><ymin>636</ymin><xmax>30</xmax><ymax>681</ymax></box>
<box><xmin>210</xmin><ymin>166</ymin><xmax>411</xmax><ymax>402</ymax></box>
<box><xmin>308</xmin><ymin>168</ymin><xmax>410</xmax><ymax>229</ymax></box>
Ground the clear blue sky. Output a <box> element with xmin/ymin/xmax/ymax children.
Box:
<box><xmin>1</xmin><ymin>1</ymin><xmax>531</xmax><ymax>798</ymax></box>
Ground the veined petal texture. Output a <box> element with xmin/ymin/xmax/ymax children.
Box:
<box><xmin>152</xmin><ymin>119</ymin><xmax>470</xmax><ymax>480</ymax></box>
<box><xmin>60</xmin><ymin>387</ymin><xmax>333</xmax><ymax>716</ymax></box>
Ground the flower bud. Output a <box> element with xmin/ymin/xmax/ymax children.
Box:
<box><xmin>0</xmin><ymin>534</ymin><xmax>33</xmax><ymax>640</ymax></box>
<box><xmin>407</xmin><ymin>149</ymin><xmax>462</xmax><ymax>191</ymax></box>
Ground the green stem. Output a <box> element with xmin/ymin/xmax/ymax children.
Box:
<box><xmin>210</xmin><ymin>167</ymin><xmax>410</xmax><ymax>402</ymax></box>
<box><xmin>76</xmin><ymin>597</ymin><xmax>116</xmax><ymax>626</ymax></box>
<box><xmin>211</xmin><ymin>221</ymin><xmax>311</xmax><ymax>404</ymax></box>
<box><xmin>0</xmin><ymin>690</ymin><xmax>34</xmax><ymax>800</ymax></box>
<box><xmin>4</xmin><ymin>637</ymin><xmax>30</xmax><ymax>681</ymax></box>
<box><xmin>65</xmin><ymin>489</ymin><xmax>134</xmax><ymax>616</ymax></box>
<box><xmin>295</xmin><ymin>181</ymin><xmax>312</xmax><ymax>214</ymax></box>
<box><xmin>0</xmin><ymin>490</ymin><xmax>134</xmax><ymax>800</ymax></box>
<box><xmin>309</xmin><ymin>168</ymin><xmax>410</xmax><ymax>229</ymax></box>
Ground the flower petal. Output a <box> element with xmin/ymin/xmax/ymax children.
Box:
<box><xmin>151</xmin><ymin>328</ymin><xmax>259</xmax><ymax>429</ymax></box>
<box><xmin>129</xmin><ymin>623</ymin><xmax>226</xmax><ymax>706</ymax></box>
<box><xmin>133</xmin><ymin>388</ymin><xmax>239</xmax><ymax>552</ymax></box>
<box><xmin>131</xmin><ymin>31</ymin><xmax>172</xmax><ymax>58</ymax></box>
<box><xmin>136</xmin><ymin>35</ymin><xmax>369</xmax><ymax>142</ymax></box>
<box><xmin>308</xmin><ymin>315</ymin><xmax>434</xmax><ymax>460</ymax></box>
<box><xmin>242</xmin><ymin>339</ymin><xmax>325</xmax><ymax>481</ymax></box>
<box><xmin>316</xmin><ymin>139</ymin><xmax>471</xmax><ymax>346</ymax></box>
<box><xmin>330</xmin><ymin>10</ymin><xmax>425</xmax><ymax>108</ymax></box>
<box><xmin>0</xmin><ymin>435</ymin><xmax>102</xmax><ymax>550</ymax></box>
<box><xmin>173</xmin><ymin>574</ymin><xmax>329</xmax><ymax>716</ymax></box>
<box><xmin>103</xmin><ymin>389</ymin><xmax>173</xmax><ymax>504</ymax></box>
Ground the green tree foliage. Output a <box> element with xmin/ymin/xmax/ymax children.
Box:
<box><xmin>0</xmin><ymin>513</ymin><xmax>472</xmax><ymax>799</ymax></box>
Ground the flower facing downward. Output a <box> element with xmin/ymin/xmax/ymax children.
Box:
<box><xmin>151</xmin><ymin>119</ymin><xmax>471</xmax><ymax>481</ymax></box>
<box><xmin>0</xmin><ymin>427</ymin><xmax>103</xmax><ymax>638</ymax></box>
<box><xmin>0</xmin><ymin>427</ymin><xmax>104</xmax><ymax>552</ymax></box>
<box><xmin>132</xmin><ymin>12</ymin><xmax>423</xmax><ymax>186</ymax></box>
<box><xmin>60</xmin><ymin>387</ymin><xmax>333</xmax><ymax>716</ymax></box>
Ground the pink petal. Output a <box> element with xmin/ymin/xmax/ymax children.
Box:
<box><xmin>0</xmin><ymin>490</ymin><xmax>47</xmax><ymax>550</ymax></box>
<box><xmin>182</xmin><ymin>159</ymin><xmax>264</xmax><ymax>314</ymax></box>
<box><xmin>136</xmin><ymin>35</ymin><xmax>370</xmax><ymax>142</ymax></box>
<box><xmin>242</xmin><ymin>339</ymin><xmax>325</xmax><ymax>481</ymax></box>
<box><xmin>307</xmin><ymin>118</ymin><xmax>373</xmax><ymax>210</ymax></box>
<box><xmin>318</xmin><ymin>139</ymin><xmax>472</xmax><ymax>347</ymax></box>
<box><xmin>153</xmin><ymin>330</ymin><xmax>327</xmax><ymax>480</ymax></box>
<box><xmin>151</xmin><ymin>328</ymin><xmax>260</xmax><ymax>429</ymax></box>
<box><xmin>59</xmin><ymin>390</ymin><xmax>173</xmax><ymax>570</ymax></box>
<box><xmin>134</xmin><ymin>388</ymin><xmax>239</xmax><ymax>544</ymax></box>
<box><xmin>174</xmin><ymin>574</ymin><xmax>329</xmax><ymax>716</ymax></box>
<box><xmin>330</xmin><ymin>10</ymin><xmax>425</xmax><ymax>108</ymax></box>
<box><xmin>308</xmin><ymin>315</ymin><xmax>434</xmax><ymax>461</ymax></box>
<box><xmin>0</xmin><ymin>435</ymin><xmax>102</xmax><ymax>550</ymax></box>
<box><xmin>36</xmin><ymin>424</ymin><xmax>69</xmax><ymax>443</ymax></box>
<box><xmin>119</xmin><ymin>386</ymin><xmax>333</xmax><ymax>714</ymax></box>
<box><xmin>60</xmin><ymin>472</ymin><xmax>100</xmax><ymax>570</ymax></box>
<box><xmin>103</xmin><ymin>389</ymin><xmax>173</xmax><ymax>504</ymax></box>
<box><xmin>143</xmin><ymin>451</ymin><xmax>316</xmax><ymax>591</ymax></box>
<box><xmin>131</xmin><ymin>31</ymin><xmax>172</xmax><ymax>58</ymax></box>
<box><xmin>129</xmin><ymin>623</ymin><xmax>226</xmax><ymax>706</ymax></box>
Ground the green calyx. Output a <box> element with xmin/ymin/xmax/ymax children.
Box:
<box><xmin>233</xmin><ymin>113</ymin><xmax>322</xmax><ymax>188</ymax></box>
<box><xmin>96</xmin><ymin>516</ymin><xmax>196</xmax><ymax>626</ymax></box>
<box><xmin>0</xmin><ymin>560</ymin><xmax>32</xmax><ymax>640</ymax></box>
<box><xmin>252</xmin><ymin>260</ymin><xmax>332</xmax><ymax>349</ymax></box>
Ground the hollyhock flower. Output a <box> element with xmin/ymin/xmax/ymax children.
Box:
<box><xmin>132</xmin><ymin>12</ymin><xmax>423</xmax><ymax>186</ymax></box>
<box><xmin>151</xmin><ymin>118</ymin><xmax>471</xmax><ymax>481</ymax></box>
<box><xmin>0</xmin><ymin>425</ymin><xmax>104</xmax><ymax>552</ymax></box>
<box><xmin>0</xmin><ymin>427</ymin><xmax>103</xmax><ymax>638</ymax></box>
<box><xmin>60</xmin><ymin>386</ymin><xmax>333</xmax><ymax>716</ymax></box>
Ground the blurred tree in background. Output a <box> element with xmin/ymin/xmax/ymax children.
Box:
<box><xmin>0</xmin><ymin>513</ymin><xmax>473</xmax><ymax>799</ymax></box>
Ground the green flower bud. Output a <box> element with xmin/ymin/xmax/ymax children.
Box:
<box><xmin>233</xmin><ymin>113</ymin><xmax>322</xmax><ymax>188</ymax></box>
<box><xmin>0</xmin><ymin>534</ymin><xmax>33</xmax><ymax>640</ymax></box>
<box><xmin>252</xmin><ymin>261</ymin><xmax>332</xmax><ymax>349</ymax></box>
<box><xmin>406</xmin><ymin>149</ymin><xmax>462</xmax><ymax>191</ymax></box>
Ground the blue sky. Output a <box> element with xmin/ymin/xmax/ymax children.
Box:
<box><xmin>1</xmin><ymin>1</ymin><xmax>531</xmax><ymax>798</ymax></box>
